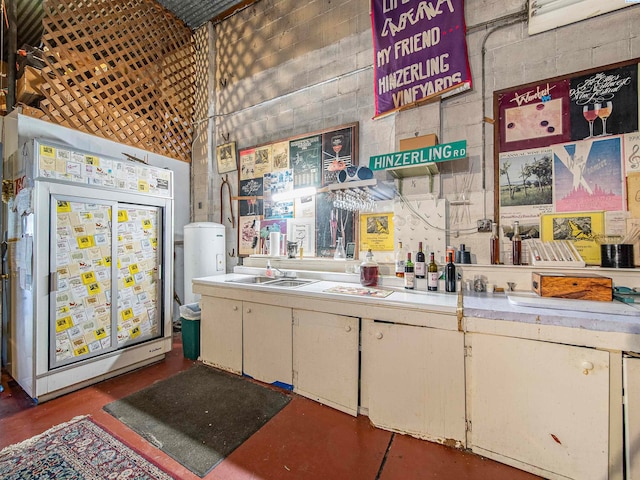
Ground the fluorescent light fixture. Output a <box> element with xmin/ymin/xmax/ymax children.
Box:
<box><xmin>528</xmin><ymin>0</ymin><xmax>634</xmax><ymax>35</ymax></box>
<box><xmin>272</xmin><ymin>186</ymin><xmax>317</xmax><ymax>202</ymax></box>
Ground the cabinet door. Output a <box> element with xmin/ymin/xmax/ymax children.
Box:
<box><xmin>243</xmin><ymin>302</ymin><xmax>292</xmax><ymax>388</ymax></box>
<box><xmin>366</xmin><ymin>321</ymin><xmax>466</xmax><ymax>444</ymax></box>
<box><xmin>200</xmin><ymin>297</ymin><xmax>242</xmax><ymax>374</ymax></box>
<box><xmin>469</xmin><ymin>333</ymin><xmax>609</xmax><ymax>480</ymax></box>
<box><xmin>293</xmin><ymin>310</ymin><xmax>359</xmax><ymax>416</ymax></box>
<box><xmin>625</xmin><ymin>356</ymin><xmax>640</xmax><ymax>479</ymax></box>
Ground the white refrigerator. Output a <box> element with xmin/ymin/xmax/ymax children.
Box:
<box><xmin>4</xmin><ymin>138</ymin><xmax>174</xmax><ymax>402</ymax></box>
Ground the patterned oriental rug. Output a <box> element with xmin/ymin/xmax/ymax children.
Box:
<box><xmin>0</xmin><ymin>416</ymin><xmax>173</xmax><ymax>479</ymax></box>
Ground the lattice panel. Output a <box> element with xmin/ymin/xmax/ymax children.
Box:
<box><xmin>37</xmin><ymin>0</ymin><xmax>195</xmax><ymax>162</ymax></box>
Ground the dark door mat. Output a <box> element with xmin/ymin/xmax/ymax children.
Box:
<box><xmin>103</xmin><ymin>363</ymin><xmax>291</xmax><ymax>477</ymax></box>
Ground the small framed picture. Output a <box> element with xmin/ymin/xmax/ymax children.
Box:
<box><xmin>216</xmin><ymin>141</ymin><xmax>237</xmax><ymax>174</ymax></box>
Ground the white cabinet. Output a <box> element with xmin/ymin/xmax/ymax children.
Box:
<box><xmin>364</xmin><ymin>320</ymin><xmax>466</xmax><ymax>445</ymax></box>
<box><xmin>293</xmin><ymin>310</ymin><xmax>359</xmax><ymax>416</ymax></box>
<box><xmin>625</xmin><ymin>355</ymin><xmax>640</xmax><ymax>479</ymax></box>
<box><xmin>243</xmin><ymin>302</ymin><xmax>293</xmax><ymax>388</ymax></box>
<box><xmin>468</xmin><ymin>333</ymin><xmax>610</xmax><ymax>480</ymax></box>
<box><xmin>200</xmin><ymin>296</ymin><xmax>243</xmax><ymax>374</ymax></box>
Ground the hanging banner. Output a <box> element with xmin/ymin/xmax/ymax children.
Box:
<box><xmin>371</xmin><ymin>0</ymin><xmax>472</xmax><ymax>118</ymax></box>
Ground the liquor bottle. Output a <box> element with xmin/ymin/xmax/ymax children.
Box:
<box><xmin>512</xmin><ymin>221</ymin><xmax>522</xmax><ymax>265</ymax></box>
<box><xmin>490</xmin><ymin>221</ymin><xmax>500</xmax><ymax>265</ymax></box>
<box><xmin>427</xmin><ymin>252</ymin><xmax>439</xmax><ymax>291</ymax></box>
<box><xmin>445</xmin><ymin>252</ymin><xmax>456</xmax><ymax>292</ymax></box>
<box><xmin>404</xmin><ymin>252</ymin><xmax>415</xmax><ymax>290</ymax></box>
<box><xmin>395</xmin><ymin>241</ymin><xmax>405</xmax><ymax>278</ymax></box>
<box><xmin>415</xmin><ymin>241</ymin><xmax>426</xmax><ymax>278</ymax></box>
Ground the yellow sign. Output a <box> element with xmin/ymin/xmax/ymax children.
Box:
<box><xmin>77</xmin><ymin>235</ymin><xmax>95</xmax><ymax>249</ymax></box>
<box><xmin>121</xmin><ymin>308</ymin><xmax>134</xmax><ymax>321</ymax></box>
<box><xmin>130</xmin><ymin>326</ymin><xmax>141</xmax><ymax>339</ymax></box>
<box><xmin>57</xmin><ymin>201</ymin><xmax>72</xmax><ymax>213</ymax></box>
<box><xmin>129</xmin><ymin>264</ymin><xmax>140</xmax><ymax>275</ymax></box>
<box><xmin>87</xmin><ymin>282</ymin><xmax>102</xmax><ymax>295</ymax></box>
<box><xmin>74</xmin><ymin>345</ymin><xmax>89</xmax><ymax>356</ymax></box>
<box><xmin>81</xmin><ymin>271</ymin><xmax>96</xmax><ymax>285</ymax></box>
<box><xmin>56</xmin><ymin>316</ymin><xmax>73</xmax><ymax>332</ymax></box>
<box><xmin>123</xmin><ymin>275</ymin><xmax>135</xmax><ymax>288</ymax></box>
<box><xmin>102</xmin><ymin>256</ymin><xmax>112</xmax><ymax>267</ymax></box>
<box><xmin>85</xmin><ymin>155</ymin><xmax>100</xmax><ymax>165</ymax></box>
<box><xmin>40</xmin><ymin>145</ymin><xmax>56</xmax><ymax>157</ymax></box>
<box><xmin>118</xmin><ymin>210</ymin><xmax>129</xmax><ymax>222</ymax></box>
<box><xmin>138</xmin><ymin>180</ymin><xmax>150</xmax><ymax>192</ymax></box>
<box><xmin>142</xmin><ymin>219</ymin><xmax>153</xmax><ymax>230</ymax></box>
<box><xmin>540</xmin><ymin>211</ymin><xmax>605</xmax><ymax>265</ymax></box>
<box><xmin>359</xmin><ymin>213</ymin><xmax>395</xmax><ymax>251</ymax></box>
<box><xmin>94</xmin><ymin>327</ymin><xmax>108</xmax><ymax>340</ymax></box>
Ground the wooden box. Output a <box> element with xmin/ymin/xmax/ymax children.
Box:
<box><xmin>17</xmin><ymin>66</ymin><xmax>45</xmax><ymax>105</ymax></box>
<box><xmin>532</xmin><ymin>272</ymin><xmax>612</xmax><ymax>302</ymax></box>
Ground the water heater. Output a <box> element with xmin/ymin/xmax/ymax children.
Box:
<box><xmin>183</xmin><ymin>222</ymin><xmax>226</xmax><ymax>304</ymax></box>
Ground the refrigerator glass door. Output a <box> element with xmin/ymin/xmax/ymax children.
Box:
<box><xmin>116</xmin><ymin>204</ymin><xmax>163</xmax><ymax>347</ymax></box>
<box><xmin>50</xmin><ymin>196</ymin><xmax>117</xmax><ymax>368</ymax></box>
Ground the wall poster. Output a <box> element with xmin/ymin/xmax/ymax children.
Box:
<box><xmin>237</xmin><ymin>122</ymin><xmax>359</xmax><ymax>257</ymax></box>
<box><xmin>495</xmin><ymin>58</ymin><xmax>640</xmax><ymax>253</ymax></box>
<box><xmin>370</xmin><ymin>0</ymin><xmax>472</xmax><ymax>117</ymax></box>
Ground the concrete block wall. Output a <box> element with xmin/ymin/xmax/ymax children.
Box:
<box><xmin>194</xmin><ymin>0</ymin><xmax>640</xmax><ymax>270</ymax></box>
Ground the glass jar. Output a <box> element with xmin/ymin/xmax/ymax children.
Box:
<box><xmin>360</xmin><ymin>249</ymin><xmax>379</xmax><ymax>287</ymax></box>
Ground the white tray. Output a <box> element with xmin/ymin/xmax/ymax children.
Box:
<box><xmin>507</xmin><ymin>291</ymin><xmax>639</xmax><ymax>316</ymax></box>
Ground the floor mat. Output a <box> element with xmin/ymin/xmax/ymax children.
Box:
<box><xmin>0</xmin><ymin>416</ymin><xmax>173</xmax><ymax>479</ymax></box>
<box><xmin>103</xmin><ymin>363</ymin><xmax>291</xmax><ymax>477</ymax></box>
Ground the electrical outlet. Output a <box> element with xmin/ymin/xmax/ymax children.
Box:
<box><xmin>477</xmin><ymin>219</ymin><xmax>491</xmax><ymax>232</ymax></box>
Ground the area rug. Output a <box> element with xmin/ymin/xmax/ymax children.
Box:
<box><xmin>103</xmin><ymin>363</ymin><xmax>291</xmax><ymax>477</ymax></box>
<box><xmin>0</xmin><ymin>415</ymin><xmax>173</xmax><ymax>479</ymax></box>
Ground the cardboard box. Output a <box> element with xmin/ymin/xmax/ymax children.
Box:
<box><xmin>532</xmin><ymin>272</ymin><xmax>612</xmax><ymax>302</ymax></box>
<box><xmin>17</xmin><ymin>65</ymin><xmax>45</xmax><ymax>105</ymax></box>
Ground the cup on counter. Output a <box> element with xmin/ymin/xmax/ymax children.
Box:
<box><xmin>486</xmin><ymin>283</ymin><xmax>495</xmax><ymax>293</ymax></box>
<box><xmin>269</xmin><ymin>232</ymin><xmax>281</xmax><ymax>257</ymax></box>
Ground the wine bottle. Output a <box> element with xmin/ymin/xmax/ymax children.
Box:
<box><xmin>404</xmin><ymin>252</ymin><xmax>415</xmax><ymax>290</ymax></box>
<box><xmin>395</xmin><ymin>241</ymin><xmax>405</xmax><ymax>278</ymax></box>
<box><xmin>427</xmin><ymin>252</ymin><xmax>438</xmax><ymax>292</ymax></box>
<box><xmin>415</xmin><ymin>242</ymin><xmax>426</xmax><ymax>278</ymax></box>
<box><xmin>490</xmin><ymin>221</ymin><xmax>500</xmax><ymax>265</ymax></box>
<box><xmin>512</xmin><ymin>221</ymin><xmax>522</xmax><ymax>265</ymax></box>
<box><xmin>445</xmin><ymin>252</ymin><xmax>456</xmax><ymax>292</ymax></box>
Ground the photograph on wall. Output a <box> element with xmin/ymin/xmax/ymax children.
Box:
<box><xmin>238</xmin><ymin>198</ymin><xmax>262</xmax><ymax>217</ymax></box>
<box><xmin>263</xmin><ymin>169</ymin><xmax>294</xmax><ymax>219</ymax></box>
<box><xmin>315</xmin><ymin>192</ymin><xmax>355</xmax><ymax>258</ymax></box>
<box><xmin>322</xmin><ymin>127</ymin><xmax>354</xmax><ymax>186</ymax></box>
<box><xmin>239</xmin><ymin>178</ymin><xmax>264</xmax><ymax>216</ymax></box>
<box><xmin>498</xmin><ymin>80</ymin><xmax>571</xmax><ymax>153</ymax></box>
<box><xmin>553</xmin><ymin>136</ymin><xmax>624</xmax><ymax>213</ymax></box>
<box><xmin>239</xmin><ymin>148</ymin><xmax>257</xmax><ymax>180</ymax></box>
<box><xmin>624</xmin><ymin>131</ymin><xmax>640</xmax><ymax>174</ymax></box>
<box><xmin>540</xmin><ymin>211</ymin><xmax>604</xmax><ymax>265</ymax></box>
<box><xmin>287</xmin><ymin>219</ymin><xmax>315</xmax><ymax>257</ymax></box>
<box><xmin>272</xmin><ymin>141</ymin><xmax>290</xmax><ymax>170</ymax></box>
<box><xmin>238</xmin><ymin>216</ymin><xmax>260</xmax><ymax>256</ymax></box>
<box><xmin>360</xmin><ymin>213</ymin><xmax>394</xmax><ymax>251</ymax></box>
<box><xmin>569</xmin><ymin>63</ymin><xmax>638</xmax><ymax>141</ymax></box>
<box><xmin>290</xmin><ymin>134</ymin><xmax>322</xmax><ymax>188</ymax></box>
<box><xmin>498</xmin><ymin>148</ymin><xmax>554</xmax><ymax>229</ymax></box>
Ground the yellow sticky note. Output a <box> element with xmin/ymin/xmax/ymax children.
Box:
<box><xmin>57</xmin><ymin>201</ymin><xmax>72</xmax><ymax>213</ymax></box>
<box><xmin>118</xmin><ymin>210</ymin><xmax>129</xmax><ymax>223</ymax></box>
<box><xmin>94</xmin><ymin>327</ymin><xmax>108</xmax><ymax>340</ymax></box>
<box><xmin>121</xmin><ymin>308</ymin><xmax>134</xmax><ymax>321</ymax></box>
<box><xmin>40</xmin><ymin>145</ymin><xmax>56</xmax><ymax>157</ymax></box>
<box><xmin>142</xmin><ymin>219</ymin><xmax>153</xmax><ymax>230</ymax></box>
<box><xmin>123</xmin><ymin>275</ymin><xmax>135</xmax><ymax>288</ymax></box>
<box><xmin>85</xmin><ymin>155</ymin><xmax>100</xmax><ymax>166</ymax></box>
<box><xmin>130</xmin><ymin>326</ymin><xmax>141</xmax><ymax>339</ymax></box>
<box><xmin>87</xmin><ymin>282</ymin><xmax>102</xmax><ymax>295</ymax></box>
<box><xmin>129</xmin><ymin>264</ymin><xmax>140</xmax><ymax>275</ymax></box>
<box><xmin>74</xmin><ymin>345</ymin><xmax>89</xmax><ymax>356</ymax></box>
<box><xmin>81</xmin><ymin>271</ymin><xmax>96</xmax><ymax>285</ymax></box>
<box><xmin>77</xmin><ymin>236</ymin><xmax>95</xmax><ymax>249</ymax></box>
<box><xmin>138</xmin><ymin>180</ymin><xmax>149</xmax><ymax>192</ymax></box>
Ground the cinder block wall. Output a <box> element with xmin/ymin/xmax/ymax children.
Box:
<box><xmin>193</xmin><ymin>0</ymin><xmax>640</xmax><ymax>269</ymax></box>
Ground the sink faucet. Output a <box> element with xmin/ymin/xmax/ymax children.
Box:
<box><xmin>272</xmin><ymin>266</ymin><xmax>296</xmax><ymax>278</ymax></box>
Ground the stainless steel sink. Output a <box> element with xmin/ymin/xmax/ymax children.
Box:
<box><xmin>225</xmin><ymin>276</ymin><xmax>315</xmax><ymax>288</ymax></box>
<box><xmin>225</xmin><ymin>276</ymin><xmax>275</xmax><ymax>284</ymax></box>
<box><xmin>266</xmin><ymin>278</ymin><xmax>315</xmax><ymax>288</ymax></box>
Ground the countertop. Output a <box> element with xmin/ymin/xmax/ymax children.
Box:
<box><xmin>193</xmin><ymin>268</ymin><xmax>640</xmax><ymax>336</ymax></box>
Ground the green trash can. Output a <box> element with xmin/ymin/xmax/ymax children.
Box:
<box><xmin>179</xmin><ymin>303</ymin><xmax>201</xmax><ymax>360</ymax></box>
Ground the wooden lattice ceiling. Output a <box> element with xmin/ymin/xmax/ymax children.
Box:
<box><xmin>35</xmin><ymin>0</ymin><xmax>196</xmax><ymax>162</ymax></box>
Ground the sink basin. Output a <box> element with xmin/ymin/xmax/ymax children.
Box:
<box><xmin>266</xmin><ymin>278</ymin><xmax>315</xmax><ymax>288</ymax></box>
<box><xmin>225</xmin><ymin>276</ymin><xmax>315</xmax><ymax>288</ymax></box>
<box><xmin>226</xmin><ymin>276</ymin><xmax>275</xmax><ymax>284</ymax></box>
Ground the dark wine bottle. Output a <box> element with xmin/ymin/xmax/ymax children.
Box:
<box><xmin>415</xmin><ymin>242</ymin><xmax>425</xmax><ymax>278</ymax></box>
<box><xmin>404</xmin><ymin>252</ymin><xmax>415</xmax><ymax>290</ymax></box>
<box><xmin>445</xmin><ymin>252</ymin><xmax>456</xmax><ymax>292</ymax></box>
